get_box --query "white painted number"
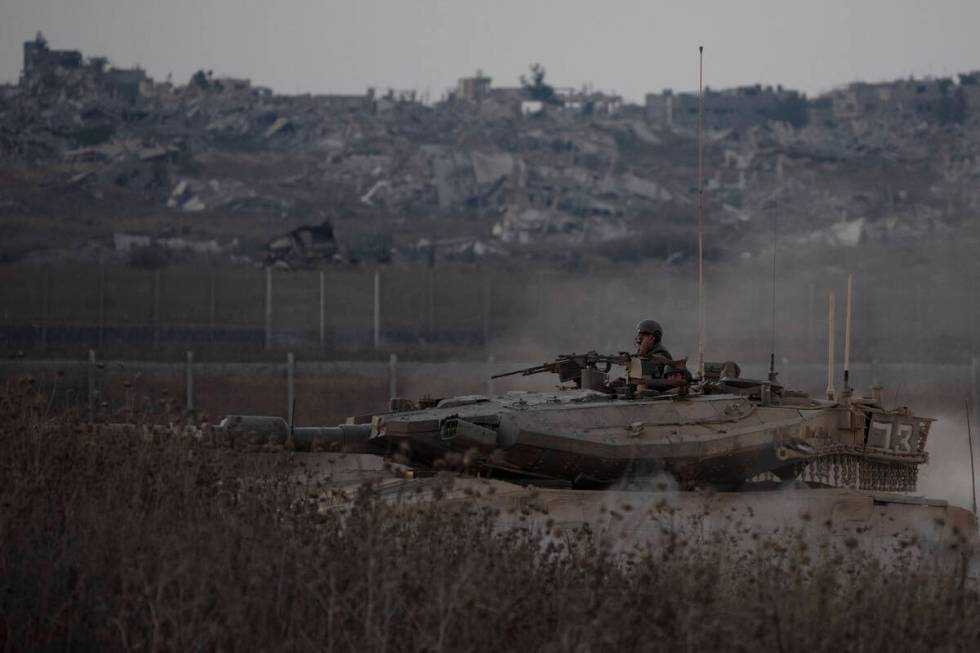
[893,423,913,453]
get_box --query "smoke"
[918,413,978,511]
[493,238,980,374]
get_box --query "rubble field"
[3,36,980,268]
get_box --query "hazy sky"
[2,0,979,102]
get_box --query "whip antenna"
[768,211,778,382]
[826,291,836,400]
[967,399,977,515]
[843,273,853,394]
[696,45,705,380]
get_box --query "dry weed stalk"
[1,378,978,652]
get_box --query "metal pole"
[482,277,491,352]
[696,45,706,380]
[287,352,295,427]
[208,270,216,344]
[87,349,96,421]
[427,268,435,341]
[844,273,853,392]
[807,281,814,356]
[915,282,923,340]
[98,258,105,349]
[265,267,272,351]
[827,291,835,400]
[185,351,194,413]
[966,396,977,516]
[388,353,398,400]
[373,269,381,350]
[40,267,48,351]
[487,354,495,396]
[152,269,160,350]
[319,270,326,353]
[768,210,777,383]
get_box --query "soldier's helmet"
[635,319,663,339]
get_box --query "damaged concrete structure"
[456,72,493,102]
[3,35,980,267]
[265,221,340,267]
[828,77,968,124]
[646,84,808,129]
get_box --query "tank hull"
[379,391,921,487]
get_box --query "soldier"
[634,319,672,360]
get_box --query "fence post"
[152,269,160,349]
[87,349,96,421]
[806,281,814,356]
[185,351,194,413]
[319,270,326,353]
[265,267,272,351]
[208,270,216,344]
[374,269,381,350]
[98,257,106,349]
[482,277,491,351]
[287,352,295,427]
[40,267,48,351]
[388,353,397,400]
[427,268,435,342]
[915,283,923,340]
[487,354,495,397]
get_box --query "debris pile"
[3,33,980,264]
[265,220,341,268]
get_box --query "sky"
[2,0,979,102]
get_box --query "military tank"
[221,351,930,494]
[220,350,976,561]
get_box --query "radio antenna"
[768,211,778,383]
[826,291,836,400]
[843,273,853,395]
[966,399,978,515]
[696,45,706,380]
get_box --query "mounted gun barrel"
[218,415,378,453]
[492,351,631,382]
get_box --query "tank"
[221,351,931,494]
[219,351,976,561]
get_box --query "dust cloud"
[494,238,980,371]
[919,413,979,511]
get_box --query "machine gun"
[492,351,633,385]
[493,351,692,394]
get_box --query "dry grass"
[2,377,980,652]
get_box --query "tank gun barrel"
[218,415,380,453]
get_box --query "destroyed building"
[265,220,340,268]
[20,32,148,104]
[828,77,969,124]
[2,35,980,267]
[21,33,82,80]
[456,72,493,102]
[645,84,808,129]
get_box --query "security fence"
[1,259,978,364]
[3,354,979,427]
